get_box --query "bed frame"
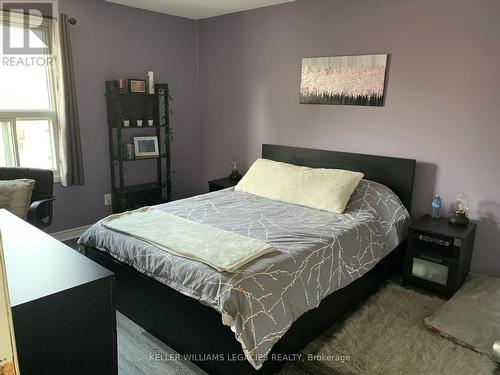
[85,144,416,374]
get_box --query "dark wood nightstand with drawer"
[402,214,476,298]
[208,177,239,192]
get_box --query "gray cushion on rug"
[425,272,500,362]
[0,179,35,219]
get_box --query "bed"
[80,144,416,374]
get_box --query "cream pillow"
[234,159,364,214]
[0,179,35,219]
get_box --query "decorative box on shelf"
[402,214,476,298]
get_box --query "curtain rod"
[1,10,77,24]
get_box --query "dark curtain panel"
[57,13,84,186]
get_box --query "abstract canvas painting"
[300,54,388,106]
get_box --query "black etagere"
[105,81,172,213]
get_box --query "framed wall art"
[300,54,389,106]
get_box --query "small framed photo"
[133,136,159,157]
[128,79,146,93]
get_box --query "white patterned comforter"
[79,179,410,369]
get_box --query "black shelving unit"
[105,81,172,213]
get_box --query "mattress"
[79,179,410,369]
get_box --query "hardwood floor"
[116,310,339,375]
[117,312,206,375]
[117,310,340,375]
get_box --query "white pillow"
[0,179,35,219]
[234,158,364,214]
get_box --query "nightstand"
[208,177,239,192]
[402,214,476,298]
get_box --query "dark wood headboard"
[262,144,416,211]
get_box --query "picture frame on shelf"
[134,136,159,157]
[128,79,146,93]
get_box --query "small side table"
[208,177,239,192]
[402,214,476,298]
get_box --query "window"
[0,14,60,176]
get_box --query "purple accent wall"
[50,0,202,231]
[197,0,500,275]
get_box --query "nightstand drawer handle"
[420,255,442,264]
[418,234,451,247]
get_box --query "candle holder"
[229,162,242,181]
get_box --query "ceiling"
[105,0,296,20]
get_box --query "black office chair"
[0,167,56,229]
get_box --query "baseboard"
[51,225,92,242]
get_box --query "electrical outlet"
[104,193,112,206]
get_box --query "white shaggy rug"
[306,283,496,375]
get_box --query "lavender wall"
[49,0,201,231]
[198,0,500,275]
[48,0,500,276]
